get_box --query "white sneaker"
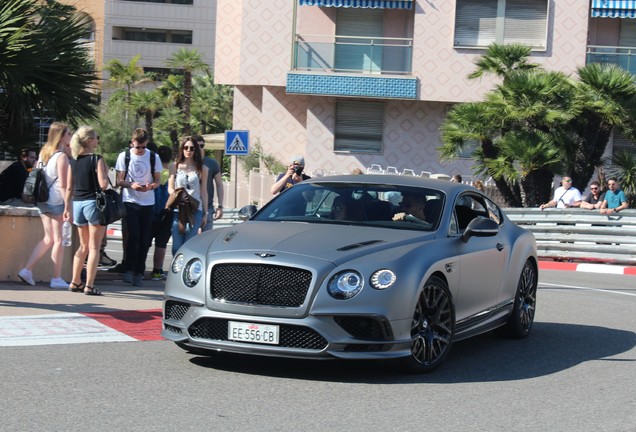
[18,268,35,286]
[50,277,69,289]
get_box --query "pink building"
[215,0,635,204]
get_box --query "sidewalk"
[0,269,164,317]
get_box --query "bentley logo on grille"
[256,253,275,258]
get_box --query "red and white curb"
[0,309,163,347]
[539,260,636,276]
[106,227,122,238]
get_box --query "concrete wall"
[0,205,75,283]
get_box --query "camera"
[293,166,303,175]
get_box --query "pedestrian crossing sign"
[225,130,249,155]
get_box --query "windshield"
[253,182,445,231]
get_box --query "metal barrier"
[505,208,636,265]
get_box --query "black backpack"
[22,165,49,204]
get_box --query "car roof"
[305,174,471,194]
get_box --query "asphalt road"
[0,269,634,431]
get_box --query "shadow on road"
[186,322,636,383]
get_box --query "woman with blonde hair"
[67,126,109,295]
[18,122,73,288]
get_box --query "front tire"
[496,259,537,338]
[399,275,455,374]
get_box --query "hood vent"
[337,240,385,251]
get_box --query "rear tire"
[399,275,455,374]
[496,259,537,338]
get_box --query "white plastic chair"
[419,171,431,178]
[384,166,399,175]
[401,169,416,176]
[312,169,324,177]
[367,164,384,174]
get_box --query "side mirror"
[461,217,499,243]
[238,204,258,221]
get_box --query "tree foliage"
[440,43,636,207]
[0,0,98,151]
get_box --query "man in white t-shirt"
[115,128,161,286]
[539,176,582,210]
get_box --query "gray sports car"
[162,175,537,373]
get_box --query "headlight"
[183,259,203,287]
[328,271,363,299]
[370,269,396,290]
[172,254,185,273]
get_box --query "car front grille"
[188,318,328,350]
[210,264,312,307]
[165,300,190,321]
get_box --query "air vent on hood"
[337,240,385,251]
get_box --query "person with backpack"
[148,145,173,280]
[17,123,72,288]
[115,128,161,286]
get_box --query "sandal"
[84,285,102,296]
[69,282,85,293]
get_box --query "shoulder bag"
[93,155,126,225]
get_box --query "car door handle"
[496,243,504,251]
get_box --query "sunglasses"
[134,145,145,149]
[590,187,598,190]
[183,146,196,151]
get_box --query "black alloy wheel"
[496,259,537,338]
[400,275,455,373]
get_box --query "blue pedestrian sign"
[225,130,249,155]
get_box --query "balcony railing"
[293,34,413,75]
[586,45,636,75]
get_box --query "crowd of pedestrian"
[1,127,225,293]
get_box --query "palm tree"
[468,43,540,82]
[154,105,185,156]
[104,54,153,121]
[565,63,636,192]
[166,48,210,136]
[130,89,163,143]
[191,74,233,134]
[0,0,97,150]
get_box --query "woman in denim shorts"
[67,126,110,296]
[18,122,72,289]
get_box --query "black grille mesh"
[188,318,328,350]
[164,324,183,334]
[211,264,312,307]
[165,300,190,320]
[334,316,390,340]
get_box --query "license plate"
[228,321,280,345]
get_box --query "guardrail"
[504,208,636,265]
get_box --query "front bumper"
[162,297,413,360]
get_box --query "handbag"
[92,155,126,225]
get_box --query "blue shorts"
[37,202,65,216]
[73,199,101,226]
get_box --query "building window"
[454,0,548,50]
[334,100,384,153]
[113,27,193,44]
